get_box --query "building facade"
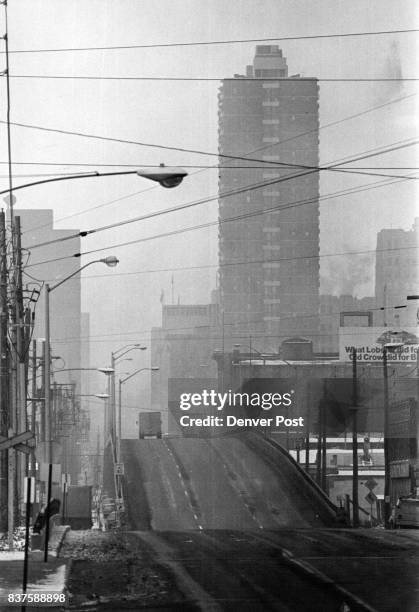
[151,302,220,434]
[218,46,320,353]
[375,218,419,328]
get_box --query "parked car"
[394,497,419,528]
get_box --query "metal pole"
[0,210,8,532]
[316,399,321,486]
[43,463,52,562]
[305,392,310,473]
[15,217,26,518]
[118,379,122,499]
[44,285,51,464]
[62,481,66,524]
[22,477,31,595]
[352,348,359,527]
[30,341,37,477]
[111,353,116,454]
[321,400,327,492]
[383,346,391,527]
[118,379,122,465]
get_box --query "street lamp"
[44,256,119,464]
[117,367,159,466]
[108,345,147,449]
[114,366,159,520]
[1,165,186,549]
[0,165,188,198]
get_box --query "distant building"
[375,218,419,327]
[151,302,220,434]
[16,209,82,387]
[218,46,320,353]
[318,294,377,354]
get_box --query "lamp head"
[97,367,115,375]
[95,393,110,399]
[136,164,187,189]
[151,366,160,371]
[101,255,119,268]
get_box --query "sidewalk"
[0,527,70,610]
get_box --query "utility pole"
[15,216,28,518]
[351,348,359,527]
[30,340,37,477]
[383,346,391,529]
[0,210,8,532]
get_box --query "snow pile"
[0,527,26,551]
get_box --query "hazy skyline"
[0,1,417,426]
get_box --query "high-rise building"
[218,46,320,352]
[375,218,419,328]
[17,209,82,386]
[151,302,219,434]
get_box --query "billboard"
[339,327,419,363]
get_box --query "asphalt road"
[122,434,336,530]
[121,435,419,611]
[130,529,419,612]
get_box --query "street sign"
[364,478,378,491]
[365,491,377,505]
[114,463,124,476]
[0,431,34,452]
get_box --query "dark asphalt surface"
[121,435,419,611]
[122,434,336,530]
[131,529,419,612]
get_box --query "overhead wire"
[17,91,417,235]
[5,75,419,82]
[49,303,414,345]
[23,138,419,255]
[25,173,419,268]
[1,119,417,172]
[1,27,418,54]
[25,243,418,282]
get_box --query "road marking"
[163,439,202,530]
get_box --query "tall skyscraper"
[375,218,419,328]
[17,209,82,385]
[218,46,320,352]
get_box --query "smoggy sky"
[0,1,417,424]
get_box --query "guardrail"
[243,430,339,517]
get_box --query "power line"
[2,120,417,173]
[25,170,418,268]
[2,28,418,54]
[5,75,419,82]
[24,138,419,254]
[2,162,417,170]
[8,92,416,176]
[14,91,416,236]
[48,303,413,344]
[24,244,416,283]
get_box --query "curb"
[48,525,70,557]
[280,546,379,612]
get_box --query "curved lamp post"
[117,367,159,463]
[115,367,159,516]
[108,344,147,446]
[45,256,119,464]
[0,165,188,198]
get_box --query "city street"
[118,435,419,611]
